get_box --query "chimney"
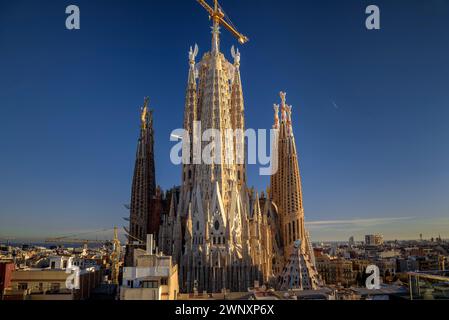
[147,234,153,255]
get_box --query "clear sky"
[0,0,448,242]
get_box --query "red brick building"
[0,262,15,300]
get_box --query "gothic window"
[214,220,220,231]
[288,223,292,244]
[292,222,296,241]
[196,221,200,231]
[295,219,299,235]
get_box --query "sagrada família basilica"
[125,0,321,294]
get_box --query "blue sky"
[0,0,448,242]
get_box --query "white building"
[120,235,179,300]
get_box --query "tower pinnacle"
[140,97,150,129]
[211,21,221,53]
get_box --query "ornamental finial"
[188,44,198,68]
[286,105,292,123]
[286,105,293,135]
[141,97,150,129]
[280,91,287,107]
[231,45,241,67]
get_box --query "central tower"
[176,0,261,293]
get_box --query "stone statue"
[231,45,241,66]
[189,44,199,67]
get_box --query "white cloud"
[306,216,413,228]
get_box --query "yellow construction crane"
[45,228,113,245]
[196,0,249,44]
[110,226,121,285]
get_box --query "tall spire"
[211,0,220,53]
[125,97,157,266]
[270,92,308,258]
[181,45,198,200]
[230,45,246,186]
[211,21,221,53]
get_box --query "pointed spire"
[185,203,193,249]
[286,105,293,136]
[280,92,287,123]
[140,97,150,129]
[211,21,221,54]
[169,192,177,218]
[211,0,221,54]
[277,240,320,290]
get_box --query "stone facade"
[130,17,319,294]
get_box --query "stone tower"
[270,92,314,262]
[155,3,321,293]
[125,98,157,266]
[173,14,269,294]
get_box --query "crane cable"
[218,3,239,33]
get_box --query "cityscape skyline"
[1,0,449,241]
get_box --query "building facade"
[365,234,384,246]
[121,235,179,300]
[128,6,319,294]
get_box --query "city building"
[315,255,355,287]
[3,262,103,300]
[349,236,355,246]
[0,261,14,300]
[365,234,384,246]
[120,235,179,300]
